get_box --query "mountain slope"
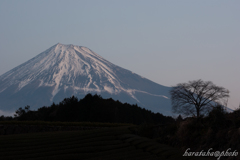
[0,43,172,115]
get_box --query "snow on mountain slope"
[0,43,172,115]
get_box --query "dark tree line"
[11,94,174,125]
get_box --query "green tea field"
[0,126,205,160]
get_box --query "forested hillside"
[12,94,174,125]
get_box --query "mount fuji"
[0,43,172,115]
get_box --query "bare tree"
[170,79,229,118]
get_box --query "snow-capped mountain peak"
[0,43,172,115]
[1,44,122,96]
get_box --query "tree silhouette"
[170,79,229,118]
[14,105,30,117]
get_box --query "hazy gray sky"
[0,0,239,109]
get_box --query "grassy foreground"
[0,126,205,160]
[0,120,131,127]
